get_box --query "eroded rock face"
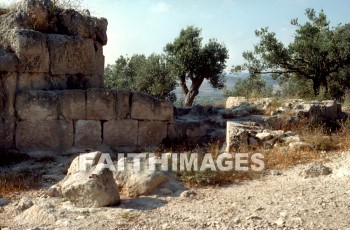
[61,168,120,208]
[49,152,120,208]
[0,0,109,150]
[114,158,168,197]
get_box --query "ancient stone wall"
[0,0,173,152]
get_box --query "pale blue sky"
[82,0,350,70]
[2,0,350,70]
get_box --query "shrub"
[223,75,273,99]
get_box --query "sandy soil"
[0,151,350,230]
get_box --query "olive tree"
[165,26,229,106]
[234,9,350,99]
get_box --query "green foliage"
[104,54,177,101]
[165,26,229,106]
[235,8,350,100]
[223,75,273,99]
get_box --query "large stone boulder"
[226,121,250,152]
[225,97,247,109]
[114,157,168,197]
[61,167,120,208]
[48,152,120,208]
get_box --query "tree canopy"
[165,26,229,106]
[104,54,177,101]
[234,9,350,100]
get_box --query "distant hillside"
[174,73,279,105]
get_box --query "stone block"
[86,89,116,120]
[103,120,138,147]
[131,92,173,121]
[0,48,17,72]
[74,120,102,148]
[59,90,86,120]
[0,116,16,149]
[57,10,108,46]
[66,75,103,89]
[116,89,131,119]
[94,41,105,76]
[0,90,3,115]
[226,97,248,109]
[16,120,73,151]
[47,34,96,75]
[10,29,49,73]
[58,9,93,39]
[226,121,249,152]
[17,73,67,91]
[138,121,168,147]
[16,90,59,121]
[1,72,17,116]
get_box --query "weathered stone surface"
[74,120,102,148]
[94,41,105,76]
[282,135,300,144]
[289,141,314,151]
[47,184,62,197]
[58,9,93,39]
[67,151,103,176]
[303,163,332,178]
[138,121,168,147]
[255,131,273,141]
[292,100,343,122]
[131,92,173,121]
[17,73,68,90]
[0,116,16,149]
[16,197,34,213]
[0,90,3,115]
[1,72,17,116]
[47,34,96,75]
[114,158,168,197]
[226,121,249,152]
[226,97,248,109]
[57,9,108,45]
[103,120,138,147]
[59,90,86,120]
[94,18,108,45]
[14,202,57,226]
[11,29,50,72]
[116,89,131,119]
[0,48,18,72]
[66,74,103,89]
[168,119,211,145]
[16,120,73,151]
[16,90,59,121]
[86,89,116,120]
[62,168,120,208]
[19,0,50,31]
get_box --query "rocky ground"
[0,150,349,230]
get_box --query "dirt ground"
[0,151,350,230]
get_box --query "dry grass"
[0,169,41,198]
[173,115,350,187]
[0,150,42,197]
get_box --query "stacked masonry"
[0,0,173,152]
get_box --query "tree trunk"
[312,79,321,96]
[183,78,204,107]
[179,74,189,95]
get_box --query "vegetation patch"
[0,169,41,197]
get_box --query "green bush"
[104,54,177,102]
[223,75,273,99]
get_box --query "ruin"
[0,0,173,153]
